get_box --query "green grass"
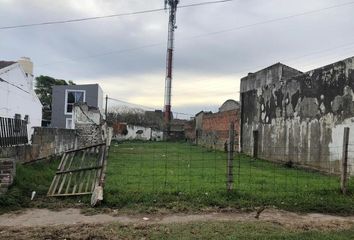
[0,159,58,212]
[1,221,354,239]
[102,222,354,240]
[0,158,87,213]
[104,141,354,214]
[1,141,354,215]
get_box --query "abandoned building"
[51,84,104,129]
[192,100,240,151]
[240,56,354,174]
[112,122,163,141]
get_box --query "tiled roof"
[0,61,16,70]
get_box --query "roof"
[53,83,100,89]
[0,61,16,70]
[195,111,212,117]
[242,63,302,80]
[219,99,240,112]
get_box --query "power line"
[77,104,98,125]
[188,0,354,39]
[229,41,354,77]
[108,97,193,116]
[36,0,354,69]
[108,97,156,111]
[0,0,233,30]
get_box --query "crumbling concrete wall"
[241,57,354,175]
[113,123,163,141]
[73,103,105,147]
[73,103,113,147]
[76,124,104,147]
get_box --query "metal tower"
[163,0,179,137]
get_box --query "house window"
[65,90,85,114]
[24,115,29,123]
[66,118,73,129]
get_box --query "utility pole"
[105,95,108,119]
[163,0,179,139]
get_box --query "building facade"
[112,123,163,141]
[193,100,240,151]
[51,84,103,129]
[0,57,42,140]
[240,57,354,174]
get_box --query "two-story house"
[51,84,104,129]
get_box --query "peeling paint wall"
[241,57,354,175]
[113,123,163,141]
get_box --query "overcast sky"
[1,0,354,117]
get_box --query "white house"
[0,57,42,140]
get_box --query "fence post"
[227,122,235,192]
[341,127,350,195]
[253,130,259,158]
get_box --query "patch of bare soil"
[0,208,353,239]
[0,208,353,231]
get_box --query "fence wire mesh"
[106,141,354,198]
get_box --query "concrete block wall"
[0,127,77,163]
[31,127,77,159]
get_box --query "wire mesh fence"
[105,140,354,198]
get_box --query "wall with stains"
[199,110,240,151]
[240,57,354,175]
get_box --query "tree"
[35,75,75,124]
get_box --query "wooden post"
[341,127,350,194]
[227,122,235,192]
[253,130,259,158]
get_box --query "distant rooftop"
[0,61,16,70]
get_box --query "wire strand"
[36,1,354,69]
[0,0,233,30]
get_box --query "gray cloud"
[1,0,354,114]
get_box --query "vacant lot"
[104,141,354,214]
[1,141,353,214]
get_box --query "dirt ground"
[0,208,353,230]
[0,208,354,239]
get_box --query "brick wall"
[0,158,15,194]
[198,110,240,151]
[184,120,196,142]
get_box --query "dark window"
[24,115,29,123]
[66,91,85,113]
[14,114,21,132]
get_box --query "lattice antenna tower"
[163,0,179,137]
